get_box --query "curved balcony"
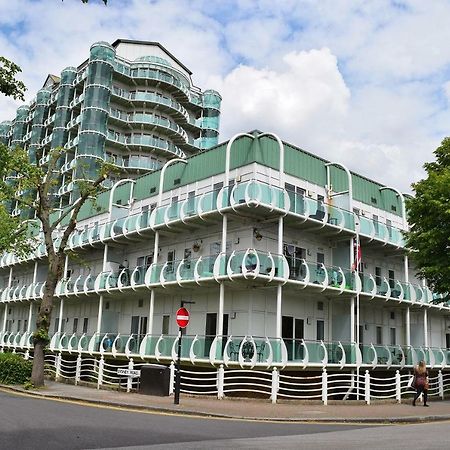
[69,93,84,109]
[110,88,191,124]
[17,332,449,370]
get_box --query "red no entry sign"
[176,307,190,328]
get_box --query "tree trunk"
[31,254,64,387]
[30,340,46,387]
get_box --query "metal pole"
[174,327,182,405]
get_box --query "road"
[0,390,448,450]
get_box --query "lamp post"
[148,158,187,336]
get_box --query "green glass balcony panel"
[149,264,163,284]
[178,260,195,282]
[200,116,220,130]
[360,274,376,295]
[100,222,113,241]
[82,108,108,132]
[373,221,388,241]
[156,335,177,358]
[202,91,222,109]
[182,194,199,218]
[96,272,109,290]
[59,334,70,351]
[77,133,105,158]
[200,191,217,214]
[88,61,113,86]
[306,262,327,285]
[161,260,180,283]
[285,256,307,282]
[281,338,305,362]
[196,255,216,278]
[153,205,168,227]
[84,86,110,109]
[359,216,373,236]
[388,227,404,246]
[112,217,126,236]
[125,214,140,234]
[167,202,182,222]
[90,43,115,63]
[287,190,306,215]
[324,265,344,288]
[228,251,245,275]
[360,344,375,364]
[138,211,151,230]
[399,282,411,301]
[139,335,159,357]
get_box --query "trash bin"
[139,364,170,396]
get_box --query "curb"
[2,385,450,424]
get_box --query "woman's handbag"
[424,379,429,390]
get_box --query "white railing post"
[322,368,328,405]
[438,370,444,399]
[75,354,82,385]
[55,353,62,381]
[24,350,29,360]
[217,364,225,399]
[127,358,134,393]
[271,367,279,404]
[395,370,401,403]
[97,356,104,389]
[169,361,175,395]
[365,370,370,405]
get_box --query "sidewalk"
[2,381,450,424]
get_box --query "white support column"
[404,255,409,284]
[395,370,401,403]
[276,216,283,339]
[148,231,159,336]
[271,367,279,404]
[406,307,411,347]
[2,305,7,333]
[350,297,355,343]
[217,364,225,400]
[57,299,64,333]
[322,369,328,405]
[423,308,428,348]
[365,370,371,405]
[27,303,33,333]
[96,295,103,334]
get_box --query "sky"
[1,0,450,192]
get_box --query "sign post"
[174,302,193,405]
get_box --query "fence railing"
[15,351,450,405]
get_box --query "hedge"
[0,352,32,384]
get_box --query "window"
[17,320,21,333]
[376,326,382,345]
[23,319,28,333]
[388,270,395,289]
[316,320,325,341]
[317,252,325,269]
[167,250,175,272]
[317,301,324,311]
[184,248,192,269]
[138,299,144,308]
[390,328,396,346]
[73,318,78,334]
[373,214,379,234]
[386,219,392,238]
[162,315,170,335]
[54,318,59,333]
[186,191,195,215]
[371,197,377,204]
[82,318,89,334]
[446,334,450,349]
[375,267,382,286]
[390,311,395,320]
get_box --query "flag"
[352,237,362,272]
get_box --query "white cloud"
[1,0,449,192]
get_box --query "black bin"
[139,364,170,396]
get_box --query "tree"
[0,144,112,386]
[0,57,26,101]
[405,138,450,301]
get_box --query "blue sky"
[1,0,450,190]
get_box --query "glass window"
[390,328,396,346]
[375,267,382,286]
[162,315,170,335]
[316,320,325,341]
[82,318,89,334]
[388,270,395,289]
[73,318,78,334]
[376,326,382,345]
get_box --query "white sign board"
[117,368,141,378]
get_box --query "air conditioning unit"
[307,190,314,198]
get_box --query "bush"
[0,352,32,384]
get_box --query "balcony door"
[282,316,304,360]
[204,313,228,357]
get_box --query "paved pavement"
[1,381,450,424]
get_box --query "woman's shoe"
[412,401,416,406]
[424,404,429,407]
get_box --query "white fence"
[14,351,450,404]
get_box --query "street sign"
[176,307,190,328]
[117,368,141,377]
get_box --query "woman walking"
[412,360,429,407]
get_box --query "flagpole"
[356,231,360,399]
